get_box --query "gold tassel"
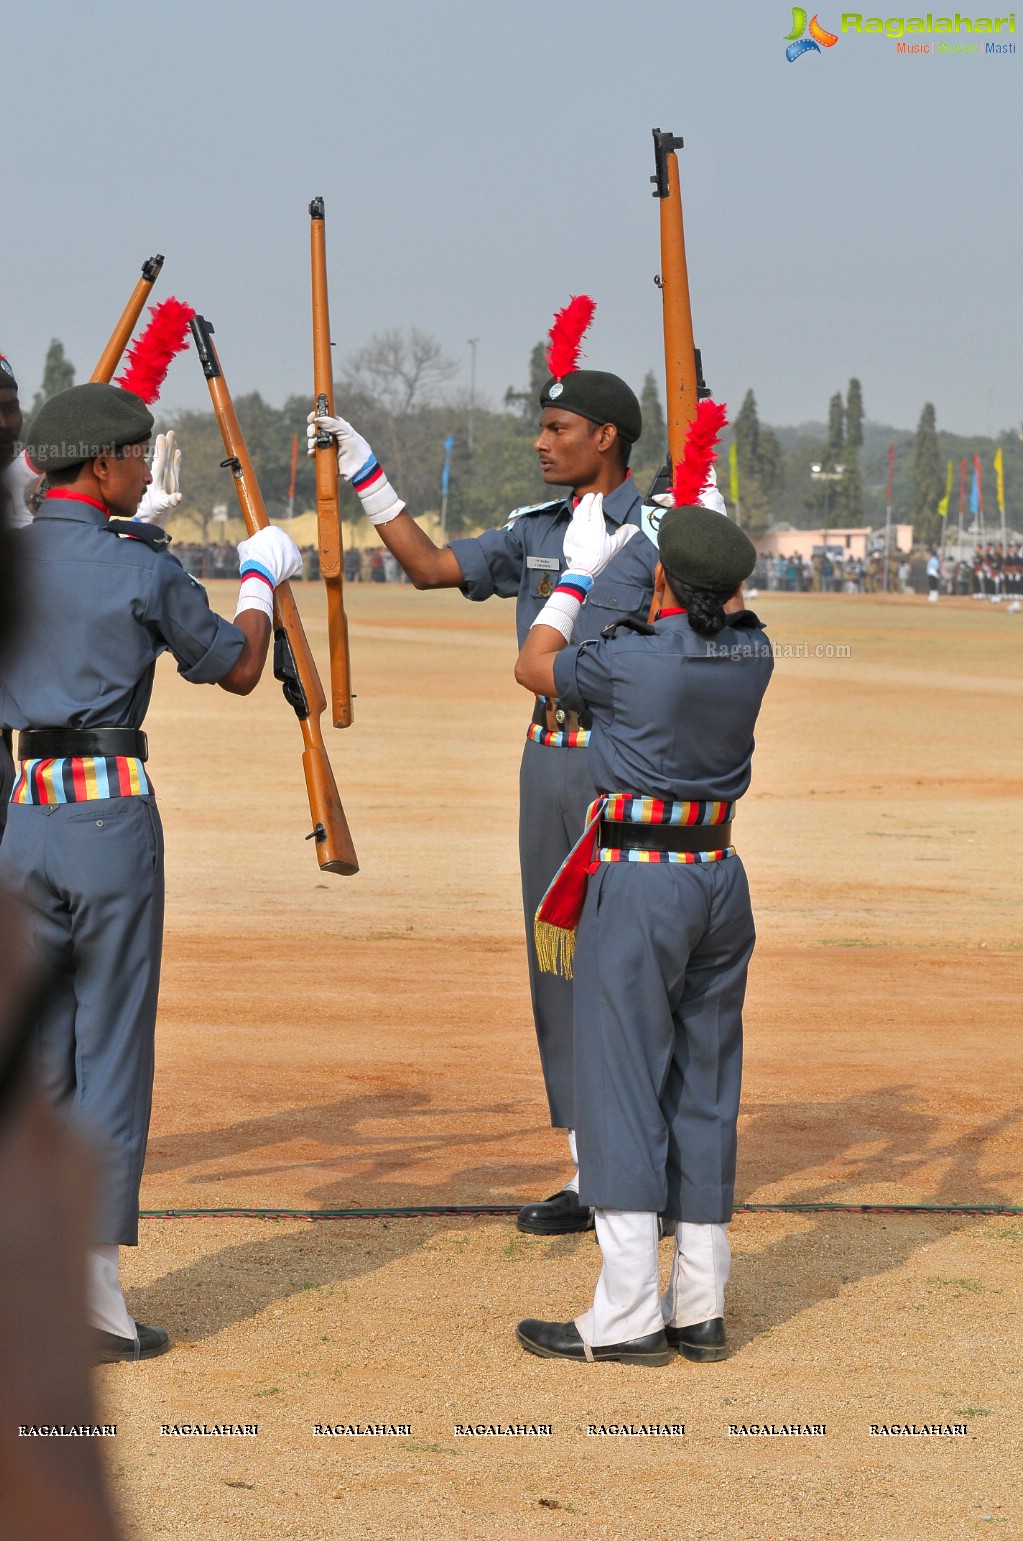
[534,920,576,980]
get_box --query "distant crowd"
[172,540,1021,601]
[757,551,913,594]
[756,544,1021,598]
[173,543,410,584]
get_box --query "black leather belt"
[599,820,732,853]
[533,699,593,733]
[18,728,149,762]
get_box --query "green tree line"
[22,337,1022,545]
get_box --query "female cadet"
[512,497,773,1365]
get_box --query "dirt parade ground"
[90,581,1021,1541]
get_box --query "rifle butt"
[302,740,359,875]
[325,592,354,729]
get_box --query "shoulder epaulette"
[105,519,172,552]
[503,499,564,528]
[600,616,656,640]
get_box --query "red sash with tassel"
[533,796,607,980]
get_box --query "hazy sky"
[5,1,1020,436]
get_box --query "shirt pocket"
[585,580,650,622]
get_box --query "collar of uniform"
[602,476,642,527]
[37,490,109,522]
[727,608,766,630]
[562,477,640,527]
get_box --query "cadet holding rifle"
[1,262,190,840]
[0,382,302,1360]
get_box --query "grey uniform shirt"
[448,478,658,650]
[552,610,774,802]
[0,494,244,732]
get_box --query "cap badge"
[548,382,563,399]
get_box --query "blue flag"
[441,434,455,498]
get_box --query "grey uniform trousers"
[572,855,755,1223]
[518,736,596,1130]
[0,795,165,1245]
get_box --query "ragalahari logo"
[785,8,839,58]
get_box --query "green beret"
[539,369,642,444]
[657,505,757,590]
[24,382,154,472]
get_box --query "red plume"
[545,295,596,379]
[670,400,729,506]
[115,297,196,404]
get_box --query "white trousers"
[87,1245,136,1338]
[575,1211,730,1347]
[662,1221,731,1330]
[564,1129,580,1194]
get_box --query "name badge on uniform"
[528,554,560,598]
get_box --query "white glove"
[652,464,727,517]
[235,525,304,620]
[530,494,638,643]
[561,492,638,578]
[307,410,404,526]
[1,451,43,529]
[135,431,182,527]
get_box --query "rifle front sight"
[650,128,685,198]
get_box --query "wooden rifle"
[309,197,354,728]
[91,255,164,382]
[650,130,711,488]
[189,315,359,876]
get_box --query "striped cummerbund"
[11,757,153,805]
[593,793,736,866]
[526,723,591,750]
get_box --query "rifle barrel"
[310,198,354,729]
[91,255,165,383]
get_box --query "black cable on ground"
[138,1202,1023,1220]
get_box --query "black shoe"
[516,1189,595,1235]
[515,1318,671,1366]
[666,1317,727,1362]
[91,1323,171,1365]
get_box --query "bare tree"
[339,330,460,510]
[343,329,459,418]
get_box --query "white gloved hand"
[530,494,637,643]
[135,431,182,527]
[652,463,727,517]
[1,450,43,529]
[235,525,305,620]
[561,492,637,578]
[307,410,404,525]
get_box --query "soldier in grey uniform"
[310,368,721,1234]
[0,382,302,1361]
[0,351,184,844]
[513,499,772,1365]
